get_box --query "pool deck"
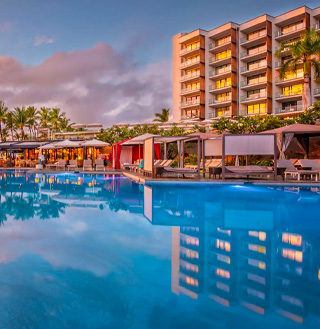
[0,167,124,175]
[123,171,320,187]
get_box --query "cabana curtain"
[277,133,294,159]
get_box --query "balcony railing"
[240,30,267,44]
[275,22,306,38]
[180,58,201,69]
[275,75,303,83]
[209,96,231,104]
[209,67,231,77]
[181,87,200,95]
[180,45,200,56]
[209,84,231,91]
[240,77,267,87]
[241,61,267,73]
[276,90,303,98]
[275,105,303,114]
[240,46,267,59]
[246,109,267,116]
[181,114,200,120]
[180,72,201,82]
[180,99,201,107]
[209,111,231,118]
[240,92,267,102]
[208,38,231,50]
[209,54,231,64]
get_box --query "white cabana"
[53,139,82,148]
[122,133,159,145]
[82,139,109,147]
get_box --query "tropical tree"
[26,106,38,138]
[6,111,15,140]
[49,108,66,132]
[38,107,51,128]
[275,29,320,111]
[0,101,8,142]
[13,107,28,140]
[59,117,74,132]
[153,108,170,122]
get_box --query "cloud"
[34,35,55,46]
[0,21,12,33]
[0,42,171,126]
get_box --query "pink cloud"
[0,43,172,125]
[34,35,55,46]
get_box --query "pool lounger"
[225,165,274,177]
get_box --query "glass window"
[282,84,303,96]
[282,233,302,246]
[248,58,267,71]
[282,20,304,34]
[216,239,231,252]
[216,92,230,102]
[216,77,231,89]
[216,35,231,46]
[247,28,266,41]
[282,248,303,262]
[215,268,230,279]
[216,49,231,60]
[247,43,267,56]
[248,74,267,85]
[247,103,266,114]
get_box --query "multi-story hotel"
[173,6,320,121]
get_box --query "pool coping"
[0,167,123,175]
[123,171,320,187]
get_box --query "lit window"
[248,258,266,270]
[282,233,302,247]
[216,239,231,252]
[248,244,266,254]
[216,268,230,279]
[282,249,303,262]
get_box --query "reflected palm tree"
[36,199,66,220]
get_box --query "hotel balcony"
[274,22,306,41]
[245,108,268,116]
[180,45,201,57]
[314,88,320,97]
[240,29,267,48]
[314,22,320,31]
[209,110,231,119]
[180,99,201,109]
[275,76,304,87]
[275,91,302,101]
[274,45,291,56]
[208,39,231,52]
[180,87,201,96]
[240,77,267,90]
[209,84,231,94]
[240,92,267,104]
[240,46,267,62]
[240,62,267,76]
[275,105,303,115]
[209,54,231,67]
[208,96,231,107]
[180,58,201,70]
[180,71,201,83]
[181,113,200,120]
[209,67,231,79]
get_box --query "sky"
[0,0,318,126]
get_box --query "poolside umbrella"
[82,139,110,147]
[42,142,58,149]
[53,139,81,148]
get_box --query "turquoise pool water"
[0,171,319,329]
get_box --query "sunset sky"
[0,0,318,125]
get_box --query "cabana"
[261,124,320,159]
[222,134,277,180]
[202,136,223,177]
[143,135,201,179]
[112,134,160,169]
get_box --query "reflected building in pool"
[143,183,320,325]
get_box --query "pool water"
[0,171,319,329]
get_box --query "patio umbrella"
[42,142,58,149]
[54,139,82,148]
[82,139,109,147]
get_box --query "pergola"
[261,124,320,159]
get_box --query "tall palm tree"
[13,107,28,140]
[0,101,8,142]
[153,108,170,122]
[6,112,15,140]
[38,107,51,128]
[26,106,38,138]
[49,108,66,132]
[275,29,320,111]
[59,117,74,132]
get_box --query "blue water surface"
[0,171,319,329]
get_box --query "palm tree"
[59,117,74,132]
[38,107,51,128]
[6,111,15,140]
[13,107,28,140]
[275,29,320,111]
[26,106,38,138]
[153,108,169,122]
[49,108,66,132]
[0,101,8,142]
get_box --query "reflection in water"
[0,171,320,328]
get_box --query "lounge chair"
[95,159,106,171]
[282,159,319,181]
[67,160,79,171]
[163,166,199,178]
[83,159,93,171]
[57,160,67,171]
[225,165,274,178]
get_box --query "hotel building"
[173,6,320,121]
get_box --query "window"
[185,41,200,51]
[185,276,199,287]
[248,74,267,85]
[217,254,231,264]
[185,95,200,105]
[248,244,266,254]
[215,268,230,279]
[216,35,231,46]
[247,43,267,56]
[248,58,267,71]
[216,92,230,102]
[216,49,231,60]
[249,231,267,241]
[216,64,231,75]
[282,233,302,246]
[216,106,231,117]
[186,82,200,91]
[283,68,303,81]
[247,103,266,115]
[247,28,266,41]
[248,258,266,270]
[216,77,231,89]
[216,239,231,252]
[282,20,304,35]
[282,84,303,96]
[247,88,266,99]
[282,248,303,262]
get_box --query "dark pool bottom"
[0,171,319,329]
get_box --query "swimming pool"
[0,171,319,328]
